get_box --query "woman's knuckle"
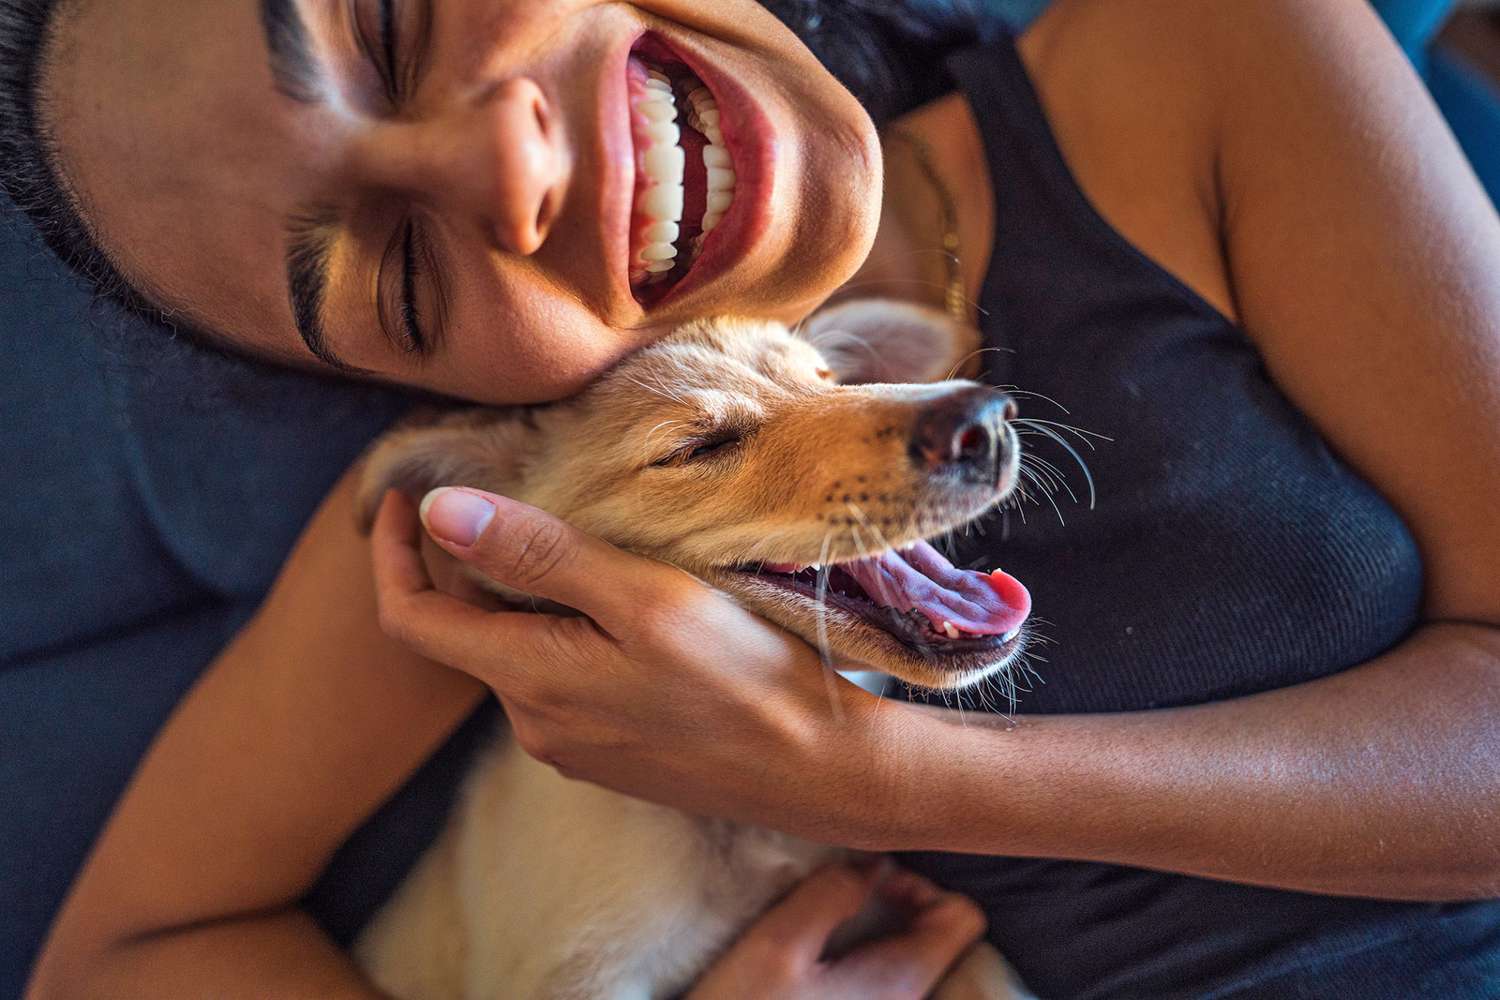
[760,944,803,986]
[375,602,411,644]
[512,723,550,761]
[505,672,551,713]
[496,518,574,588]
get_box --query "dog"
[351,299,1036,999]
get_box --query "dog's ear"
[353,410,533,534]
[800,298,981,385]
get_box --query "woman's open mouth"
[729,540,1032,661]
[625,35,740,307]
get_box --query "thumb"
[419,486,668,630]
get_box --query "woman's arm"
[889,621,1500,899]
[882,0,1500,899]
[27,468,488,998]
[27,469,983,998]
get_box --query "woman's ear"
[354,410,532,534]
[799,298,982,385]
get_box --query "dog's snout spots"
[909,388,1016,485]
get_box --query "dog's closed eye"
[652,431,744,468]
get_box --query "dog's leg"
[930,943,1036,1000]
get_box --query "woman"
[5,0,1499,996]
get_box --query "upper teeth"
[631,65,736,285]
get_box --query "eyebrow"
[261,1,368,373]
[284,209,361,372]
[259,0,324,105]
[263,0,437,371]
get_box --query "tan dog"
[353,300,1035,999]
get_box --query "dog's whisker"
[1019,466,1069,527]
[989,385,1075,416]
[1013,419,1100,509]
[812,531,845,724]
[1020,454,1078,508]
[1012,416,1112,446]
[944,345,1013,381]
[1017,456,1061,496]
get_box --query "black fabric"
[897,36,1500,998]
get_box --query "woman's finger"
[746,863,887,965]
[835,877,987,995]
[370,488,598,684]
[419,486,688,635]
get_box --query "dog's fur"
[351,301,1033,999]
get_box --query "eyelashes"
[651,431,747,468]
[351,0,435,110]
[375,217,431,356]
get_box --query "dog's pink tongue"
[843,541,1031,636]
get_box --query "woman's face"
[47,0,881,404]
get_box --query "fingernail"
[420,488,495,547]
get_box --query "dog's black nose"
[909,387,1017,483]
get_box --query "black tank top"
[899,36,1500,998]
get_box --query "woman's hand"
[689,862,987,1000]
[370,487,899,847]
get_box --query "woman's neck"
[835,94,995,328]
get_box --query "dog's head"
[357,299,1030,690]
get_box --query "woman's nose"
[364,77,570,256]
[467,78,567,255]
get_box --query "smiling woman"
[33,0,882,403]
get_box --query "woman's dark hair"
[0,0,1002,330]
[763,0,1001,125]
[0,0,164,323]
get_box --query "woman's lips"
[599,34,639,315]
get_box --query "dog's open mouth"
[730,540,1031,659]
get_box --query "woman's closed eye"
[351,0,435,110]
[351,0,446,359]
[374,213,446,358]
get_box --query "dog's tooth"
[1001,628,1020,643]
[942,621,961,640]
